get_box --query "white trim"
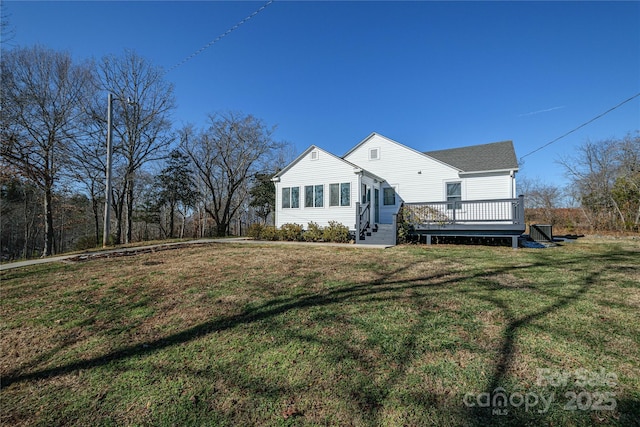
[459,168,519,176]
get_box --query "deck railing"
[403,195,524,226]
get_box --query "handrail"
[358,201,370,237]
[403,196,525,225]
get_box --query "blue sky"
[4,1,639,187]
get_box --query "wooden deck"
[402,195,525,248]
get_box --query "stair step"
[358,224,396,245]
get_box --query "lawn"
[1,238,639,426]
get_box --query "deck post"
[426,234,432,245]
[512,235,519,249]
[514,195,525,224]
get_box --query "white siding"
[275,148,360,229]
[344,134,460,203]
[463,172,515,200]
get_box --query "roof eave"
[458,167,519,176]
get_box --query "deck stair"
[358,223,396,246]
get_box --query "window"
[310,150,319,160]
[282,187,299,209]
[369,147,379,160]
[330,183,351,207]
[340,182,350,206]
[305,185,323,207]
[383,187,396,206]
[446,182,462,210]
[329,184,339,206]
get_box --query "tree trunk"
[126,183,133,244]
[43,186,54,257]
[23,189,30,259]
[92,195,100,246]
[114,186,124,244]
[168,201,175,238]
[216,222,226,237]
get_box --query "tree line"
[522,132,639,233]
[1,46,286,259]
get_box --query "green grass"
[1,238,639,426]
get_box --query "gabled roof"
[272,145,384,182]
[424,140,519,173]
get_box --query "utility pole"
[102,93,137,247]
[103,93,114,248]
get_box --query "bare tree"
[1,0,15,48]
[519,177,565,224]
[1,46,95,256]
[612,132,640,229]
[180,112,283,236]
[65,93,109,246]
[559,133,640,231]
[0,170,41,259]
[98,50,175,243]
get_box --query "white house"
[272,133,523,246]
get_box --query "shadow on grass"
[2,244,638,425]
[468,247,639,426]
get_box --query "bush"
[74,235,100,251]
[74,234,116,250]
[396,206,415,244]
[304,222,324,242]
[323,221,350,243]
[261,226,281,241]
[280,223,304,241]
[247,223,264,239]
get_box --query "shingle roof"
[424,140,519,173]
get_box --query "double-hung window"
[383,187,396,206]
[305,185,324,208]
[282,187,299,209]
[329,183,351,207]
[446,182,462,210]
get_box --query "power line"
[166,0,274,74]
[521,92,640,159]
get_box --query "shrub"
[74,235,99,251]
[396,206,415,244]
[323,221,350,243]
[247,223,264,239]
[74,234,116,250]
[280,223,304,241]
[261,226,281,241]
[304,222,324,242]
